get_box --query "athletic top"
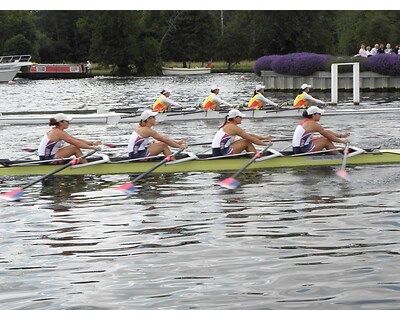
[212,124,235,149]
[248,92,278,109]
[38,131,63,158]
[293,92,324,108]
[292,119,314,148]
[128,129,151,155]
[202,93,232,111]
[152,94,181,112]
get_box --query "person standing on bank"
[152,89,182,112]
[211,109,272,157]
[247,84,279,110]
[292,106,350,155]
[202,85,233,111]
[86,60,92,74]
[128,110,187,159]
[38,113,101,163]
[293,84,327,109]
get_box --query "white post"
[330,62,360,105]
[331,64,338,104]
[353,63,360,105]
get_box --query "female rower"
[211,109,272,156]
[38,113,101,163]
[292,106,350,155]
[293,84,327,108]
[247,84,278,109]
[202,85,233,111]
[152,89,182,112]
[128,109,187,159]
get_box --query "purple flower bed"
[270,53,332,76]
[253,55,281,76]
[365,54,400,76]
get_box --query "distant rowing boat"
[162,67,211,76]
[1,147,399,177]
[1,106,398,126]
[118,106,400,123]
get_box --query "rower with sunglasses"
[127,110,186,160]
[211,109,272,157]
[292,106,350,155]
[38,113,101,163]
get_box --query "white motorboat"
[162,66,211,76]
[0,55,32,82]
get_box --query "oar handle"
[231,144,272,179]
[130,149,184,184]
[22,149,98,189]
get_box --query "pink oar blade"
[218,177,240,190]
[0,187,26,202]
[114,182,137,194]
[336,169,351,181]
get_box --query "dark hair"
[49,118,60,126]
[302,110,312,118]
[253,90,258,97]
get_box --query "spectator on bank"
[385,43,392,54]
[366,46,372,57]
[358,43,368,58]
[378,43,385,54]
[86,61,92,74]
[391,44,399,54]
[370,44,379,55]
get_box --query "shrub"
[253,55,281,76]
[365,54,400,76]
[270,53,332,76]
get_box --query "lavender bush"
[253,55,281,76]
[365,54,400,76]
[270,53,333,76]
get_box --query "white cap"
[301,83,311,90]
[53,113,73,122]
[256,84,265,91]
[228,109,246,119]
[306,106,325,115]
[140,109,158,121]
[211,85,220,91]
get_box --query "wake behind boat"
[1,146,399,177]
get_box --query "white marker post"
[331,62,360,105]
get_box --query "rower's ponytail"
[49,118,59,126]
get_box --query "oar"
[0,149,98,201]
[218,144,272,190]
[114,149,184,194]
[336,143,351,181]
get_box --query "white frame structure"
[331,62,360,105]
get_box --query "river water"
[0,74,399,310]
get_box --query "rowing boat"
[1,147,399,177]
[0,111,122,125]
[161,67,211,76]
[118,106,400,123]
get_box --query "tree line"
[1,10,400,76]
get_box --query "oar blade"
[336,169,351,181]
[0,187,25,202]
[114,182,137,194]
[218,177,240,190]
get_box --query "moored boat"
[0,55,32,82]
[1,147,399,177]
[17,63,92,80]
[162,66,211,76]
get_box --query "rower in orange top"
[292,106,350,155]
[247,84,279,109]
[211,109,272,156]
[293,84,327,109]
[202,85,233,111]
[152,89,182,112]
[38,113,101,163]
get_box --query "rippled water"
[0,74,400,310]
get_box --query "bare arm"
[147,128,185,149]
[232,126,270,146]
[55,130,99,149]
[312,123,350,143]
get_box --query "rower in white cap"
[293,83,327,108]
[202,85,233,111]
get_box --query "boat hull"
[162,67,211,75]
[119,106,400,123]
[1,149,399,177]
[0,55,32,82]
